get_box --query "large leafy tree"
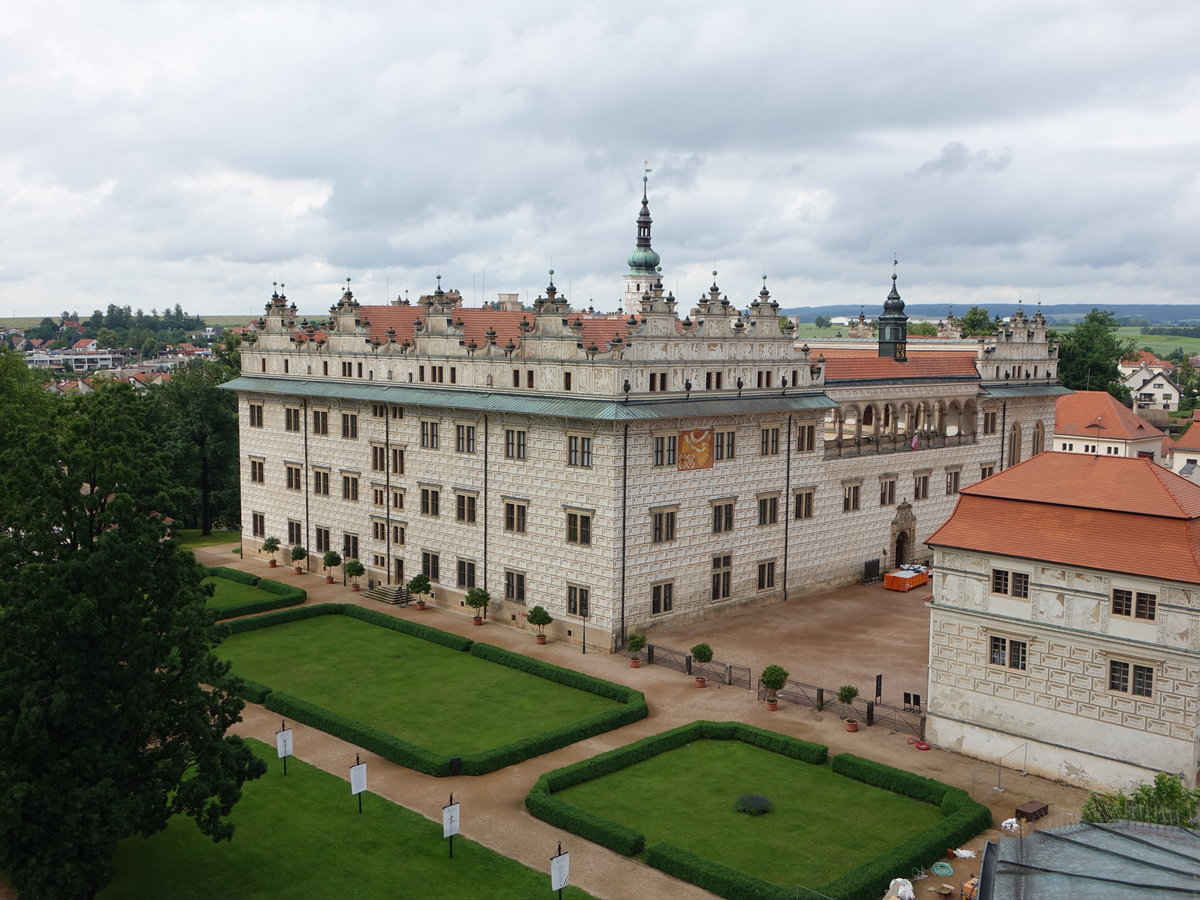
[0,352,264,898]
[957,305,998,337]
[1058,308,1135,401]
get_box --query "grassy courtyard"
[174,528,241,550]
[220,615,622,756]
[555,739,945,888]
[204,575,277,615]
[102,739,592,900]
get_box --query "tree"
[0,358,264,898]
[958,306,997,336]
[908,322,938,336]
[526,605,553,636]
[1082,772,1200,826]
[1058,308,1135,401]
[814,315,832,329]
[466,587,491,621]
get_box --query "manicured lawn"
[204,576,270,612]
[102,740,592,900]
[221,616,621,756]
[555,739,944,887]
[175,528,241,550]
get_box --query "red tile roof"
[818,348,978,382]
[1054,391,1162,440]
[1123,349,1174,370]
[928,452,1200,583]
[1172,423,1200,452]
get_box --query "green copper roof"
[626,246,661,273]
[981,384,1072,398]
[220,376,837,421]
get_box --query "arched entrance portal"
[895,531,909,566]
[890,500,917,568]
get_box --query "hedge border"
[205,567,305,620]
[525,721,827,871]
[220,604,641,776]
[526,725,990,900]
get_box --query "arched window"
[1032,420,1045,455]
[1008,422,1023,467]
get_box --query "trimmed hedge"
[206,567,305,619]
[816,753,993,900]
[525,784,645,856]
[222,604,641,776]
[645,843,790,900]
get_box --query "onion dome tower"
[877,261,909,360]
[624,172,662,308]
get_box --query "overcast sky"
[3,1,1199,319]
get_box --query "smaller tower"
[624,172,662,309]
[877,262,909,360]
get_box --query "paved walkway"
[195,548,1091,899]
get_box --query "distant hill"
[780,304,1200,326]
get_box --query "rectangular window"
[756,370,773,388]
[1113,588,1156,620]
[567,584,590,617]
[914,474,930,500]
[842,483,860,512]
[705,371,723,390]
[456,493,477,524]
[981,465,995,480]
[652,582,674,614]
[760,427,780,456]
[421,551,440,581]
[1136,592,1157,620]
[1132,664,1154,697]
[983,411,998,434]
[946,470,961,495]
[527,370,534,389]
[391,524,404,545]
[341,413,357,439]
[391,489,404,510]
[563,371,572,391]
[420,421,439,449]
[286,464,302,491]
[341,362,353,377]
[512,369,521,388]
[504,501,527,534]
[649,371,668,391]
[794,490,814,520]
[313,470,330,496]
[653,435,677,467]
[371,446,386,472]
[757,560,776,590]
[341,475,358,501]
[372,521,386,541]
[372,403,386,418]
[505,570,526,604]
[712,501,734,533]
[343,533,359,561]
[1012,572,1030,599]
[391,447,405,475]
[715,430,736,460]
[566,511,592,545]
[879,479,896,506]
[456,559,476,589]
[989,635,1027,670]
[421,488,440,517]
[285,407,301,432]
[373,487,385,506]
[250,459,264,483]
[568,435,593,467]
[315,527,330,553]
[251,512,265,537]
[651,509,677,543]
[287,520,301,546]
[312,410,329,435]
[456,424,476,454]
[796,424,816,452]
[758,495,779,525]
[249,404,264,427]
[505,429,527,460]
[711,554,732,601]
[992,569,1010,595]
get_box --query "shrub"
[836,684,859,706]
[525,779,645,856]
[465,587,490,617]
[690,642,713,664]
[205,566,260,586]
[261,536,281,560]
[321,549,342,572]
[526,605,553,635]
[759,664,789,698]
[290,545,307,565]
[625,633,647,655]
[407,573,431,596]
[644,843,790,900]
[344,559,365,581]
[734,793,773,816]
[205,569,304,620]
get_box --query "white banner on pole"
[550,852,570,891]
[276,728,293,759]
[442,802,461,838]
[349,762,367,795]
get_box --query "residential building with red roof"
[1053,390,1164,460]
[225,182,1066,651]
[926,451,1200,791]
[1119,350,1181,413]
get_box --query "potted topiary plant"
[837,684,860,731]
[344,558,365,591]
[407,573,432,610]
[691,642,714,688]
[760,664,789,711]
[465,587,490,625]
[526,605,553,643]
[321,549,341,584]
[626,633,647,668]
[262,536,281,567]
[290,545,307,574]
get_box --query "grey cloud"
[916,142,1013,176]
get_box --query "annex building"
[226,184,1065,651]
[926,452,1200,790]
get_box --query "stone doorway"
[891,500,917,566]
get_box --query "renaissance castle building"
[226,182,1064,650]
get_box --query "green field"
[101,739,591,899]
[556,739,944,888]
[221,615,620,755]
[175,528,241,550]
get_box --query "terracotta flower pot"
[846,719,859,733]
[472,616,483,626]
[536,634,547,645]
[416,600,426,610]
[325,576,334,584]
[294,567,303,574]
[695,676,707,688]
[269,560,277,568]
[766,699,778,711]
[630,658,640,668]
[351,583,360,592]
